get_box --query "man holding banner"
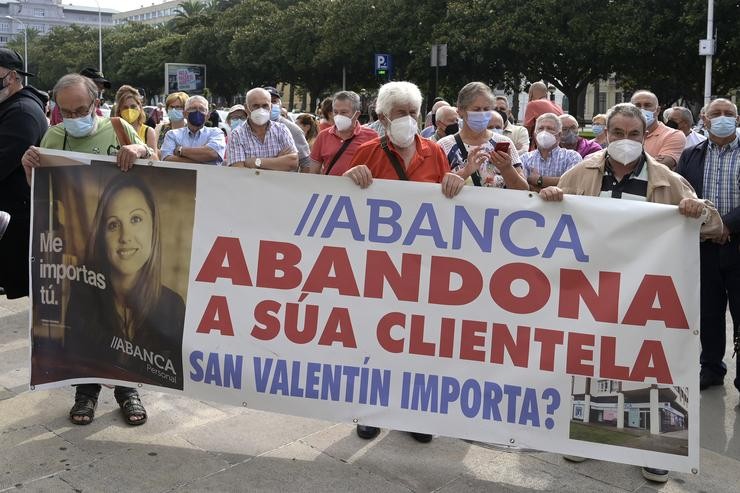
[21,73,156,427]
[540,102,723,482]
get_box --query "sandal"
[117,393,147,426]
[69,396,97,425]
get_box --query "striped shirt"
[702,136,740,217]
[600,154,649,201]
[226,120,297,166]
[521,147,581,179]
[160,126,226,165]
[437,133,521,188]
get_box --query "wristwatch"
[254,158,262,169]
[175,145,183,157]
[536,176,544,188]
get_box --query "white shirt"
[684,130,707,149]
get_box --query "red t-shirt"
[348,135,450,183]
[310,123,378,176]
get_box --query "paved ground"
[2,296,739,492]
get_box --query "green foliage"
[10,0,737,114]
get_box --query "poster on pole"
[29,150,701,473]
[165,63,206,95]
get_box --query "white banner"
[30,151,701,472]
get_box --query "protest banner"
[29,150,701,472]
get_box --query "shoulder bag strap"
[454,132,481,186]
[110,117,132,146]
[380,136,409,181]
[324,137,353,175]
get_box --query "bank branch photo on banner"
[29,150,702,472]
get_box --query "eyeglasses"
[59,101,95,119]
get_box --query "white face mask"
[387,115,418,148]
[250,108,270,126]
[607,139,643,165]
[535,131,557,149]
[334,114,353,132]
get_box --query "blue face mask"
[270,104,281,121]
[63,113,95,138]
[230,118,244,130]
[492,128,504,135]
[187,110,206,127]
[641,108,655,127]
[592,124,605,136]
[465,110,493,133]
[708,116,737,138]
[168,108,183,121]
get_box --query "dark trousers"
[75,384,137,403]
[699,239,740,390]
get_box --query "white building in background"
[113,0,186,26]
[0,0,116,47]
[571,377,689,435]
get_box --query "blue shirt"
[521,146,581,178]
[161,126,226,165]
[703,135,740,217]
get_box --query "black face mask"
[665,120,679,130]
[496,110,509,126]
[444,122,459,136]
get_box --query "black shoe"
[409,432,433,443]
[700,372,724,390]
[356,425,380,439]
[641,467,669,483]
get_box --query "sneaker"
[563,455,588,463]
[700,371,724,390]
[356,425,380,439]
[409,432,433,443]
[642,467,669,483]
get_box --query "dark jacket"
[677,139,740,234]
[0,85,48,298]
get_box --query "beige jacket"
[557,149,724,240]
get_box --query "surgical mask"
[592,124,605,136]
[607,138,643,165]
[334,114,353,132]
[270,104,281,121]
[496,110,509,126]
[641,108,655,127]
[187,111,206,127]
[120,108,140,124]
[535,131,557,149]
[561,130,578,145]
[492,128,504,135]
[465,110,493,133]
[250,108,270,126]
[230,118,244,130]
[63,113,96,138]
[708,116,737,138]
[387,115,417,148]
[168,108,183,121]
[444,122,459,136]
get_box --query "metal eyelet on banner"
[30,385,35,391]
[242,402,248,407]
[137,383,143,388]
[352,418,359,423]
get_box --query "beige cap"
[227,104,246,119]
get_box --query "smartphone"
[494,142,510,153]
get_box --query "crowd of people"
[1,46,738,484]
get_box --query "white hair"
[435,105,457,121]
[536,112,562,132]
[185,95,208,111]
[246,87,270,101]
[375,81,422,117]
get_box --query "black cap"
[79,67,111,88]
[0,48,34,77]
[263,86,281,99]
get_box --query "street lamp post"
[93,0,102,73]
[4,16,27,85]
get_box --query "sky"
[63,0,172,13]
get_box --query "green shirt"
[40,117,145,155]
